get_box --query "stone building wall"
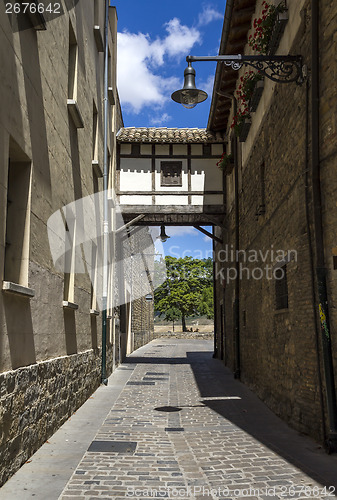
[320,0,337,390]
[121,226,155,354]
[0,1,119,484]
[213,0,337,442]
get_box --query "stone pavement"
[1,339,337,500]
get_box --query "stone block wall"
[132,296,154,350]
[0,0,120,485]
[0,346,113,486]
[214,0,337,442]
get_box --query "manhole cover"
[154,406,182,412]
[88,441,137,453]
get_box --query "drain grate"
[165,427,184,432]
[88,441,137,453]
[146,372,169,376]
[127,381,155,386]
[143,377,169,381]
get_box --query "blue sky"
[153,226,214,260]
[114,0,225,129]
[114,1,224,258]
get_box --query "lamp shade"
[157,224,170,243]
[171,63,208,108]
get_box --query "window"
[160,161,182,187]
[334,256,337,270]
[4,140,32,287]
[256,161,266,218]
[68,22,78,100]
[92,102,98,161]
[275,264,288,310]
[203,144,211,156]
[94,0,99,26]
[131,143,140,156]
[62,210,76,304]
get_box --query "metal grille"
[160,161,182,186]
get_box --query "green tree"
[154,256,213,331]
[162,306,181,332]
[198,286,214,319]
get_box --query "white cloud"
[150,113,172,126]
[198,6,223,26]
[163,18,201,58]
[117,18,201,114]
[152,226,198,238]
[166,226,198,237]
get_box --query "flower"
[231,109,252,137]
[248,1,287,54]
[236,71,263,106]
[217,152,234,171]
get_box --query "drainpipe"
[213,234,217,358]
[101,0,109,386]
[216,91,240,378]
[233,97,240,379]
[311,0,337,452]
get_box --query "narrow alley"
[2,339,337,500]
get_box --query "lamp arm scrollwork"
[186,55,305,85]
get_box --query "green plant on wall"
[231,107,251,137]
[216,152,233,171]
[236,71,263,104]
[248,0,287,54]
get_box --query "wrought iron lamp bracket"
[187,55,305,85]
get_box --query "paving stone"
[56,340,337,500]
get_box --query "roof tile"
[116,127,224,143]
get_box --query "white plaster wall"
[120,144,131,155]
[191,159,222,191]
[141,144,152,155]
[191,195,204,205]
[173,145,188,155]
[155,145,170,155]
[119,158,152,191]
[155,195,189,205]
[191,144,203,155]
[212,144,223,156]
[191,169,205,191]
[120,195,153,205]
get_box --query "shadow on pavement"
[126,348,337,491]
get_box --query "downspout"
[311,0,337,451]
[212,233,217,358]
[233,97,240,379]
[216,92,240,378]
[101,0,109,385]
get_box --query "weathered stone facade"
[0,347,114,486]
[210,0,337,445]
[0,0,129,484]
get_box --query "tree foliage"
[154,256,213,331]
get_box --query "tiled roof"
[116,127,225,143]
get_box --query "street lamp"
[171,54,304,107]
[171,62,208,109]
[157,224,170,243]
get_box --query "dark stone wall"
[214,0,337,442]
[0,346,114,486]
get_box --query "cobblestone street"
[2,339,337,500]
